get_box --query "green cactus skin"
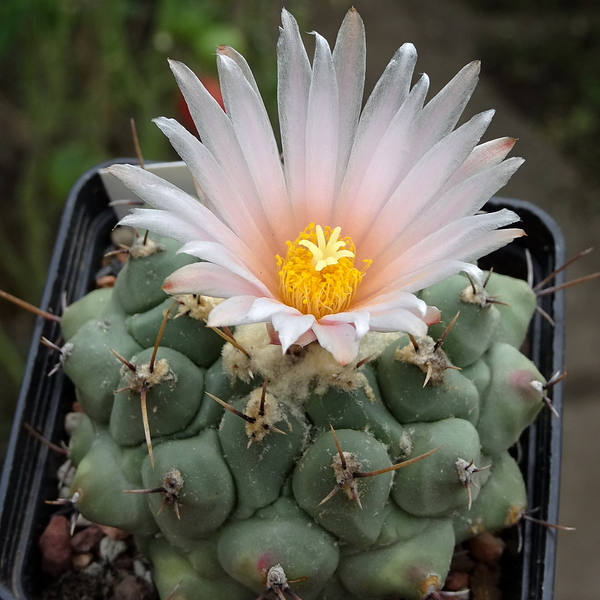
[460,357,491,397]
[305,364,405,456]
[375,501,444,547]
[71,430,158,537]
[109,346,205,446]
[484,271,537,348]
[68,413,96,467]
[63,315,143,423]
[128,297,224,367]
[452,451,527,544]
[293,428,395,548]
[338,519,456,599]
[316,576,363,600]
[141,429,235,552]
[377,334,480,425]
[422,274,501,367]
[200,357,255,429]
[217,498,339,600]
[149,537,254,600]
[60,287,114,340]
[60,233,544,600]
[392,418,482,517]
[477,342,545,455]
[113,235,198,315]
[219,393,309,519]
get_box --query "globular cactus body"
[62,235,545,600]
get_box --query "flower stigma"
[277,223,371,319]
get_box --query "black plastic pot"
[0,161,565,600]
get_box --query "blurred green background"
[1,0,600,460]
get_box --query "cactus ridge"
[63,235,544,600]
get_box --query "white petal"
[320,310,370,338]
[271,312,317,353]
[396,209,521,269]
[207,296,260,327]
[345,61,480,235]
[216,53,292,238]
[416,61,481,151]
[278,9,311,215]
[359,210,523,299]
[169,60,273,240]
[177,240,273,296]
[398,156,524,250]
[438,137,517,195]
[312,321,361,365]
[163,263,270,299]
[119,209,212,245]
[109,165,239,247]
[153,118,277,274]
[302,32,339,226]
[334,43,419,220]
[367,307,429,336]
[246,297,302,322]
[332,8,365,194]
[216,45,260,96]
[355,291,427,316]
[335,73,430,228]
[358,109,495,257]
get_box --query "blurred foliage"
[0,0,308,462]
[464,0,599,11]
[464,2,600,188]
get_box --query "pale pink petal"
[217,45,261,96]
[393,156,524,253]
[393,210,522,272]
[119,209,213,245]
[334,43,418,220]
[216,53,292,238]
[246,297,302,322]
[152,118,276,274]
[359,210,520,298]
[294,329,318,347]
[345,62,480,235]
[438,137,517,196]
[424,306,441,325]
[271,312,317,353]
[320,310,370,338]
[301,31,339,226]
[312,321,361,365]
[359,220,523,301]
[336,73,430,228]
[163,263,270,299]
[169,60,272,240]
[367,308,429,336]
[207,296,260,327]
[113,13,527,366]
[356,291,431,335]
[177,240,274,296]
[354,290,427,316]
[108,165,243,249]
[415,61,481,152]
[278,9,311,217]
[332,8,365,194]
[358,109,495,257]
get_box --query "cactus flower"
[108,8,524,364]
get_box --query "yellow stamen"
[277,223,371,320]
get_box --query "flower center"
[277,224,371,319]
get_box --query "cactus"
[60,230,550,600]
[51,8,558,600]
